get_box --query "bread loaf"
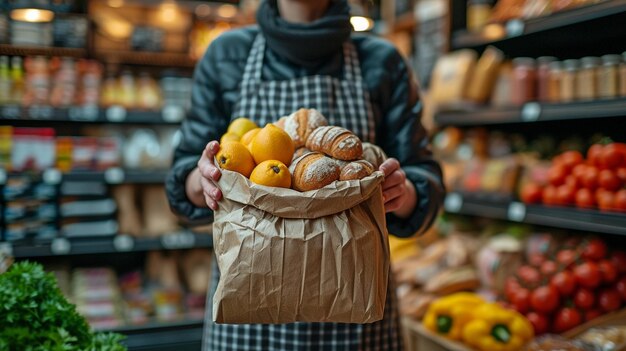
[289,152,340,191]
[361,142,387,169]
[339,160,375,181]
[305,126,363,161]
[293,147,312,161]
[279,108,328,148]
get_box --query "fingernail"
[212,189,219,198]
[211,169,218,178]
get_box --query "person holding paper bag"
[166,0,445,349]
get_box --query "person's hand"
[379,158,417,217]
[187,141,223,210]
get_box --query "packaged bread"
[289,152,340,192]
[278,108,328,148]
[339,160,375,181]
[306,126,363,161]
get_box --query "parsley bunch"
[0,261,126,351]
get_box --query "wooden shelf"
[95,51,197,68]
[0,44,87,58]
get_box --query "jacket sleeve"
[165,45,229,225]
[378,50,445,238]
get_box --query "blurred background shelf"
[61,169,170,184]
[0,44,87,58]
[434,99,626,126]
[104,319,204,351]
[95,51,198,68]
[445,192,626,235]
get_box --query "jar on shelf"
[560,59,578,103]
[619,51,626,97]
[598,54,620,99]
[548,61,562,103]
[576,56,599,101]
[511,57,536,106]
[536,56,556,102]
[467,0,492,31]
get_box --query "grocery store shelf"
[0,44,87,58]
[434,99,626,126]
[0,105,184,125]
[452,0,626,49]
[104,319,204,351]
[95,50,197,68]
[444,192,626,235]
[61,169,169,184]
[7,232,213,258]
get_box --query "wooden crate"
[401,317,473,351]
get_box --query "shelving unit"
[94,51,197,68]
[444,192,626,236]
[435,98,626,126]
[106,319,204,351]
[0,44,87,58]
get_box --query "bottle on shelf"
[536,56,556,103]
[0,55,11,105]
[598,54,620,99]
[560,59,578,103]
[511,57,536,106]
[547,61,562,103]
[620,52,626,98]
[467,0,492,32]
[10,56,24,105]
[576,56,600,101]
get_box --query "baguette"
[289,152,340,192]
[305,126,363,161]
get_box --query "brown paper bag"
[212,169,390,324]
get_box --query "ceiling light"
[350,16,374,32]
[10,8,55,23]
[217,4,237,18]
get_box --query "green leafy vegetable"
[0,261,126,351]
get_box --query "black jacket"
[165,26,444,237]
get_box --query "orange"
[227,117,258,138]
[220,132,240,144]
[215,141,255,178]
[249,124,295,166]
[250,160,291,188]
[240,128,261,147]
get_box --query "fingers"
[382,169,406,190]
[385,194,406,213]
[206,141,220,156]
[379,158,400,177]
[198,141,222,182]
[200,177,222,210]
[383,183,405,204]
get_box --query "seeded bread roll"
[279,108,328,148]
[305,126,363,161]
[289,152,340,192]
[361,142,388,169]
[339,160,375,181]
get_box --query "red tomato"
[540,260,558,277]
[584,309,603,322]
[551,271,577,296]
[511,288,531,314]
[574,288,596,309]
[518,265,541,286]
[616,167,626,183]
[574,262,602,288]
[582,238,608,261]
[582,166,600,190]
[531,285,560,313]
[504,277,521,301]
[526,312,550,335]
[598,260,618,283]
[556,185,576,205]
[610,251,626,274]
[543,185,559,206]
[560,150,584,171]
[572,164,588,183]
[596,189,615,211]
[548,164,568,187]
[557,249,578,268]
[587,144,604,168]
[614,189,626,212]
[565,175,580,189]
[600,143,625,169]
[598,169,622,191]
[521,183,544,204]
[528,253,547,267]
[554,307,582,333]
[616,276,626,301]
[575,188,596,208]
[598,289,622,312]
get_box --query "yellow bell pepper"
[461,303,534,351]
[422,292,486,340]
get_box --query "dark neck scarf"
[256,0,352,67]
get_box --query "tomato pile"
[503,237,626,335]
[520,142,626,212]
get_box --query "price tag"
[444,193,463,213]
[506,19,525,37]
[161,232,196,249]
[1,105,21,119]
[28,105,54,119]
[0,168,6,185]
[69,105,99,121]
[162,105,185,123]
[43,168,62,185]
[113,235,134,252]
[507,202,527,222]
[104,167,125,184]
[106,105,127,122]
[521,102,541,122]
[51,238,71,255]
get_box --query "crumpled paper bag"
[212,169,390,324]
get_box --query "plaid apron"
[203,34,403,351]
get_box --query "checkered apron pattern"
[203,34,403,351]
